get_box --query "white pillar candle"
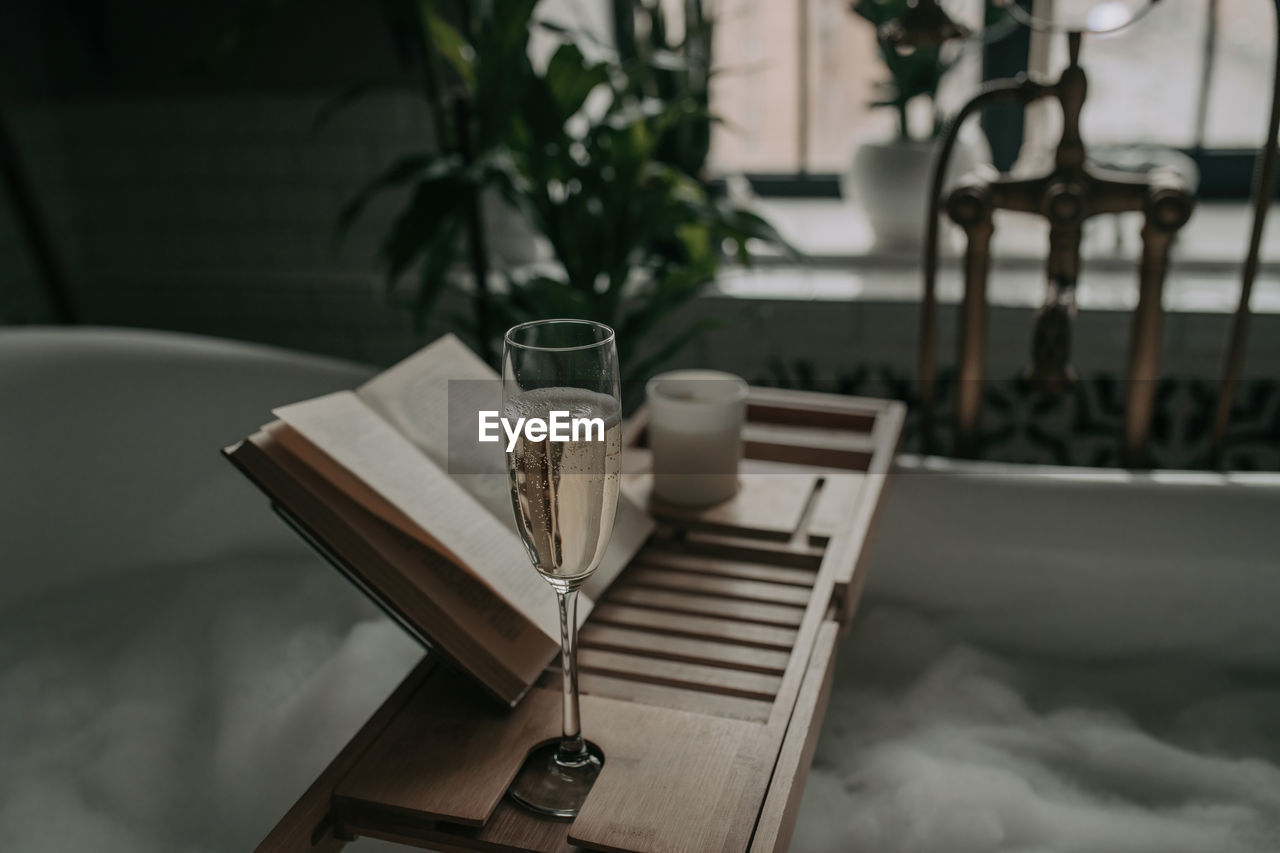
[645,370,748,507]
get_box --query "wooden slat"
[568,707,771,853]
[636,549,817,587]
[335,671,561,826]
[623,471,818,540]
[706,404,898,853]
[575,671,775,723]
[461,801,578,853]
[747,386,890,420]
[681,531,825,568]
[590,603,799,651]
[577,648,783,701]
[746,401,878,432]
[341,799,577,853]
[749,621,841,853]
[829,403,903,624]
[624,566,813,607]
[743,422,880,455]
[344,701,774,853]
[741,402,901,813]
[745,423,874,470]
[579,623,791,674]
[607,585,807,628]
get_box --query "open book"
[224,335,653,705]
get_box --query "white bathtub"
[4,328,1277,852]
[0,328,420,852]
[861,457,1280,667]
[795,458,1280,853]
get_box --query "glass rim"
[504,319,616,353]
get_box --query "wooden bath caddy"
[256,387,904,853]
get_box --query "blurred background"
[1,0,1278,467]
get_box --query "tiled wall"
[1,93,445,365]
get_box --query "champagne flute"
[502,319,621,818]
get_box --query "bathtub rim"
[894,453,1280,490]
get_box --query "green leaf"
[336,0,794,381]
[408,217,462,329]
[545,43,610,121]
[675,222,712,267]
[380,175,469,284]
[468,2,539,149]
[507,274,595,320]
[851,0,908,26]
[420,2,476,90]
[537,18,615,53]
[720,207,800,259]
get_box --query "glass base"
[507,739,604,818]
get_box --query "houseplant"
[844,0,987,247]
[611,0,714,181]
[339,0,788,384]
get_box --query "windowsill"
[727,198,1280,314]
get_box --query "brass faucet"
[928,32,1194,466]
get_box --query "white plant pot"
[843,134,986,250]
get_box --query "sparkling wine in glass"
[502,319,621,818]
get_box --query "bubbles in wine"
[504,387,621,590]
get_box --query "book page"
[273,391,561,641]
[355,334,654,590]
[356,334,511,525]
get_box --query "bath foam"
[791,605,1280,853]
[5,556,1279,850]
[0,551,420,853]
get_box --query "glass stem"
[555,588,588,766]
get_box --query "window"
[710,0,886,173]
[705,0,1275,197]
[1040,0,1269,149]
[709,0,986,174]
